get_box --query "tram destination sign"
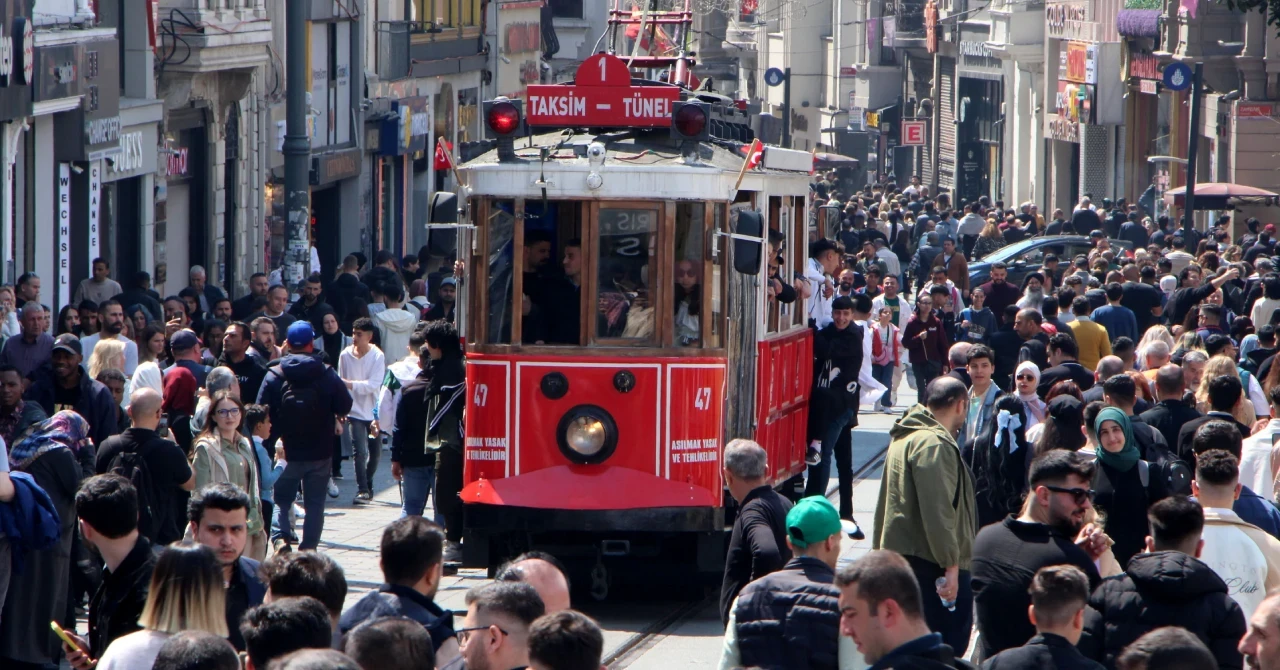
[525,53,681,128]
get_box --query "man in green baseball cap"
[719,496,864,669]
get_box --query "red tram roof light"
[671,101,709,141]
[485,98,523,136]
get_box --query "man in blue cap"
[719,495,864,670]
[257,320,353,552]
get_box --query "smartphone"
[50,621,82,653]
[157,416,169,435]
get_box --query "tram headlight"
[556,405,619,465]
[565,416,606,455]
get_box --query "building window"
[412,0,482,28]
[549,0,583,18]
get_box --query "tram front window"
[597,208,657,341]
[675,202,705,347]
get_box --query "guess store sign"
[524,53,681,128]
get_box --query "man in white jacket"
[1194,448,1280,620]
[373,283,417,367]
[1241,385,1280,503]
[340,318,386,505]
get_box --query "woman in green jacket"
[191,390,265,560]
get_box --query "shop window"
[674,203,704,347]
[487,200,516,344]
[708,204,724,349]
[412,0,482,28]
[596,207,657,343]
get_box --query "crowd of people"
[0,250,617,670]
[716,174,1280,669]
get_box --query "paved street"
[309,405,901,667]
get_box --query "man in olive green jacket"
[872,375,978,657]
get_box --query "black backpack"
[107,441,158,540]
[279,374,322,439]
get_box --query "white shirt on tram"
[806,257,832,328]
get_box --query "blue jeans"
[273,458,330,550]
[872,362,895,407]
[805,406,855,497]
[399,464,441,523]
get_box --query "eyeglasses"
[1016,374,1036,382]
[215,408,241,419]
[917,300,932,306]
[676,267,698,278]
[456,625,509,645]
[1044,485,1096,504]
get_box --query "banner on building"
[58,163,70,309]
[88,160,100,274]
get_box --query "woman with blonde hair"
[1196,355,1257,427]
[972,220,1004,260]
[191,390,266,559]
[94,542,228,669]
[1136,324,1175,359]
[87,338,127,380]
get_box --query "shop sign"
[1130,51,1160,80]
[0,4,32,122]
[108,132,147,175]
[1237,103,1275,119]
[167,147,189,177]
[1047,80,1094,142]
[1140,79,1158,94]
[58,163,71,308]
[34,43,83,102]
[311,147,361,185]
[1064,41,1097,84]
[1046,1,1096,41]
[378,96,428,156]
[88,161,100,276]
[925,0,938,53]
[849,106,865,131]
[12,17,33,87]
[840,66,858,77]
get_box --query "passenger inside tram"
[675,260,701,346]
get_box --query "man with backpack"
[95,387,194,545]
[257,321,353,552]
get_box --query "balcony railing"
[377,21,411,81]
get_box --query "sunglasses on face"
[676,267,698,278]
[1016,374,1036,382]
[1044,485,1096,504]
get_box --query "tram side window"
[597,208,657,342]
[708,204,723,348]
[521,200,583,345]
[675,203,704,347]
[487,200,516,344]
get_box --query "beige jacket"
[1202,507,1280,618]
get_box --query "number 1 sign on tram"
[524,53,682,128]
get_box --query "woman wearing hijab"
[965,394,1032,528]
[1014,361,1047,429]
[1091,406,1151,569]
[0,412,88,666]
[162,366,198,456]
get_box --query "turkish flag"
[434,138,454,171]
[745,139,764,170]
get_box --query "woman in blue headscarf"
[1091,405,1149,569]
[0,411,90,664]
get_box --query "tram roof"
[459,129,811,178]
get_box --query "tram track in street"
[601,437,891,668]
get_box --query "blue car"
[968,235,1135,287]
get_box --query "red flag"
[434,137,454,171]
[745,139,764,170]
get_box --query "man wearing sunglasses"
[971,450,1110,659]
[454,582,545,670]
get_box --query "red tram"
[445,49,818,592]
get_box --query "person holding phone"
[902,296,950,406]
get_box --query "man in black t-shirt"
[24,333,118,448]
[218,322,268,402]
[972,451,1108,658]
[95,387,195,544]
[1120,266,1164,335]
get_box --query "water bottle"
[935,576,956,612]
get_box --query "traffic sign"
[524,53,681,128]
[902,120,927,146]
[1163,62,1193,92]
[764,67,786,87]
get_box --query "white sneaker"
[443,541,463,563]
[293,503,305,519]
[327,478,340,499]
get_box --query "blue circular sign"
[764,67,786,87]
[1163,62,1193,92]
